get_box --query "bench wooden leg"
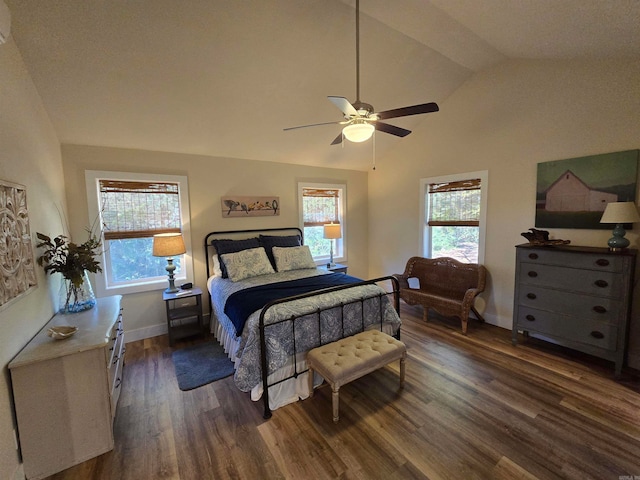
[423,307,429,322]
[308,367,315,398]
[332,384,340,423]
[399,354,406,388]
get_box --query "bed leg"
[263,390,272,419]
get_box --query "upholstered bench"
[307,330,407,423]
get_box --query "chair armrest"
[392,273,410,290]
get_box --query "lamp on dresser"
[323,223,342,267]
[152,233,186,293]
[600,201,640,251]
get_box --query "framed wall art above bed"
[221,196,280,217]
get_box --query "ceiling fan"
[284,0,439,145]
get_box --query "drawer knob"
[527,271,538,278]
[595,259,610,267]
[528,253,539,260]
[590,331,604,339]
[592,305,607,314]
[526,293,537,299]
[525,314,536,322]
[594,280,608,288]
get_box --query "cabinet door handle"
[592,305,607,314]
[528,271,538,278]
[594,280,608,288]
[528,253,539,260]
[595,259,610,267]
[525,314,536,322]
[590,331,604,339]
[114,377,122,389]
[526,293,537,299]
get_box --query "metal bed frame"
[204,228,400,419]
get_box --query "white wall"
[61,145,369,341]
[0,40,64,480]
[368,58,640,367]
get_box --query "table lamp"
[152,233,186,292]
[599,201,640,251]
[323,223,342,266]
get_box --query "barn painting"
[535,150,638,229]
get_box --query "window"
[85,171,193,295]
[420,171,488,264]
[298,183,346,263]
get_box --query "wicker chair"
[393,256,486,334]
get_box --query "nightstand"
[162,287,204,346]
[322,263,348,274]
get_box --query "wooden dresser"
[9,295,124,480]
[512,244,636,376]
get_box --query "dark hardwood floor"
[47,304,640,479]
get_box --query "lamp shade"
[152,233,186,257]
[323,223,342,239]
[342,123,374,143]
[600,202,640,224]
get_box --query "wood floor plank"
[42,303,640,479]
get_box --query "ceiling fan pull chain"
[372,130,376,170]
[355,0,360,103]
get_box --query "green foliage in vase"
[36,226,102,288]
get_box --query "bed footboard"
[258,275,400,419]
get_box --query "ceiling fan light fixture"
[342,122,374,143]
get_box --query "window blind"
[302,188,340,227]
[428,178,481,226]
[99,180,182,240]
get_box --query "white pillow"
[211,255,223,277]
[273,245,316,272]
[221,247,275,282]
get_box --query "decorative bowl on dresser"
[512,244,636,377]
[8,295,124,480]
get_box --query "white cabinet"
[9,295,124,480]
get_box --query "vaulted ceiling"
[7,0,640,170]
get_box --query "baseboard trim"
[628,352,640,371]
[124,323,167,343]
[13,463,25,480]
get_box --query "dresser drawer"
[517,248,624,272]
[516,306,618,351]
[517,286,623,324]
[518,263,625,298]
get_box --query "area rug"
[172,342,235,391]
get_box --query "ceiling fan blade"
[330,132,343,145]
[284,121,342,131]
[375,102,439,120]
[328,96,359,117]
[375,122,411,137]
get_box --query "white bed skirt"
[209,311,323,410]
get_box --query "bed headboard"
[204,227,303,280]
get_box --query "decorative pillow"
[211,237,260,278]
[221,247,275,282]
[259,234,302,269]
[272,245,316,272]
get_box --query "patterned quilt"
[209,268,402,391]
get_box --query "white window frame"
[85,170,194,296]
[419,170,488,264]
[297,182,347,265]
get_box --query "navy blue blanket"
[224,273,362,336]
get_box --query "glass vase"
[58,271,96,314]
